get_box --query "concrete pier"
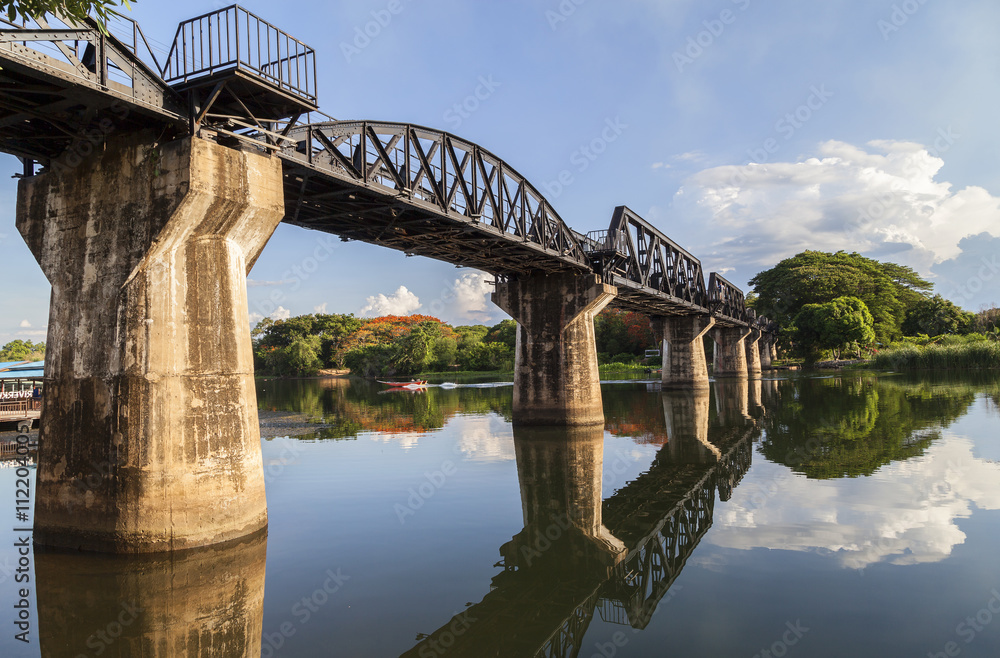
[493,272,616,426]
[17,134,284,552]
[759,335,773,369]
[502,425,625,572]
[650,315,715,389]
[744,328,762,379]
[662,389,715,461]
[712,326,752,379]
[36,531,267,656]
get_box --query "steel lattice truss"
[0,6,777,334]
[278,121,589,276]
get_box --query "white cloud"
[247,279,295,287]
[651,161,669,170]
[359,286,421,317]
[708,434,1000,569]
[314,303,328,314]
[248,306,291,326]
[672,139,1000,280]
[448,272,494,323]
[19,320,30,328]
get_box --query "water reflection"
[36,531,266,657]
[711,373,1000,568]
[402,381,759,657]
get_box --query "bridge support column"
[503,426,625,572]
[650,315,715,389]
[662,389,714,462]
[493,272,616,426]
[759,335,773,369]
[17,134,284,552]
[744,328,762,379]
[712,326,752,379]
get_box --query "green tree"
[265,335,322,377]
[457,342,513,371]
[485,319,517,350]
[3,0,134,32]
[0,339,45,361]
[750,251,931,344]
[794,296,876,360]
[902,295,975,336]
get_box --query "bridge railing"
[162,4,317,106]
[281,121,589,268]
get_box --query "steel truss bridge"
[402,416,760,657]
[0,6,775,331]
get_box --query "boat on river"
[377,380,429,390]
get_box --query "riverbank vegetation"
[0,340,45,362]
[749,251,999,368]
[252,308,657,378]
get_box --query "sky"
[2,0,999,344]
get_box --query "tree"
[485,319,516,350]
[750,251,931,344]
[794,296,875,361]
[902,295,975,337]
[0,339,45,361]
[2,0,134,32]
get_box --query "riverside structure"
[0,6,778,553]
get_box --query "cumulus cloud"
[314,303,328,314]
[248,306,292,325]
[708,434,1000,569]
[359,286,421,317]
[672,139,1000,286]
[447,272,495,323]
[19,320,30,328]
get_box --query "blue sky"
[2,0,999,343]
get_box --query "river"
[1,371,999,657]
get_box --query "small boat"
[377,379,428,389]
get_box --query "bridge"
[402,383,763,657]
[0,7,779,552]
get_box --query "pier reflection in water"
[35,531,266,657]
[5,372,999,657]
[404,381,759,657]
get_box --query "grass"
[598,362,650,375]
[872,341,1000,370]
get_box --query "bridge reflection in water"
[35,531,267,657]
[403,381,761,658]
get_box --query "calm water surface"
[1,372,999,657]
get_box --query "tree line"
[0,340,45,362]
[749,251,999,362]
[251,308,657,377]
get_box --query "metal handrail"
[162,4,317,104]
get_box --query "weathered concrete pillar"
[712,325,752,379]
[770,340,779,364]
[650,315,715,389]
[17,134,284,552]
[714,378,752,425]
[37,531,266,656]
[759,335,773,369]
[662,389,715,461]
[744,328,762,379]
[501,425,625,572]
[492,272,616,426]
